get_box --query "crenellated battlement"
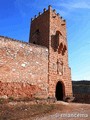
[31,5,66,22]
[31,5,50,21]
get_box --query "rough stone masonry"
[0,5,73,101]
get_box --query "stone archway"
[55,81,64,101]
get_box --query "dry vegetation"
[0,99,90,120]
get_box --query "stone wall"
[48,7,72,98]
[30,8,49,48]
[0,36,48,99]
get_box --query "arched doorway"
[55,81,64,101]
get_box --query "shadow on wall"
[51,35,59,52]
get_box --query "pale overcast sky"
[0,0,90,81]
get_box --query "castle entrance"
[55,81,64,101]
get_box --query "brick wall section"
[0,36,48,98]
[29,10,49,48]
[48,7,72,98]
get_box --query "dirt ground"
[0,101,90,120]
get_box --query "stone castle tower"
[29,5,73,100]
[0,5,73,101]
